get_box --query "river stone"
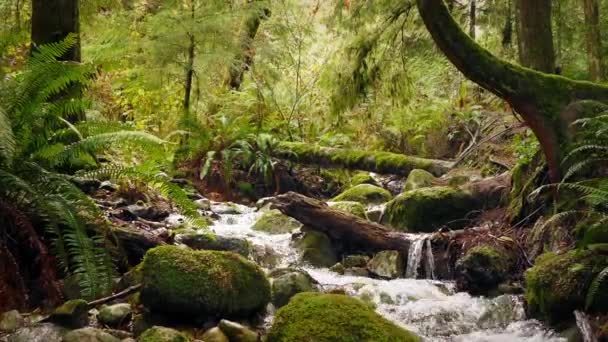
[0,310,24,332]
[140,246,270,318]
[252,209,302,234]
[331,184,392,205]
[175,233,250,257]
[218,320,257,342]
[47,299,89,328]
[330,263,345,275]
[403,169,436,191]
[382,186,478,232]
[455,245,510,296]
[137,326,188,342]
[294,231,338,267]
[367,250,404,279]
[271,269,318,308]
[125,204,170,221]
[63,327,120,342]
[255,197,275,210]
[343,255,370,268]
[194,198,211,210]
[201,327,229,342]
[98,303,132,327]
[350,172,379,187]
[345,267,370,277]
[210,202,242,215]
[6,323,66,342]
[267,293,420,342]
[328,201,368,219]
[250,244,280,269]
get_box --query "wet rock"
[137,326,188,342]
[367,250,404,279]
[345,267,370,277]
[175,233,250,257]
[70,177,102,193]
[210,202,242,215]
[255,197,275,211]
[140,246,270,318]
[384,179,404,195]
[267,293,420,342]
[218,320,257,342]
[379,292,395,305]
[63,327,121,342]
[125,204,170,221]
[131,313,166,337]
[201,327,229,342]
[250,244,280,269]
[194,198,211,210]
[47,299,89,328]
[98,303,132,327]
[252,209,302,234]
[331,184,393,205]
[6,323,66,342]
[403,169,436,192]
[455,245,510,296]
[294,231,338,267]
[382,186,478,232]
[100,181,119,192]
[0,310,24,332]
[328,201,368,219]
[365,207,384,223]
[271,269,318,308]
[330,263,345,275]
[343,255,370,268]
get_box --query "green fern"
[586,266,608,310]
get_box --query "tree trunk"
[469,0,476,40]
[582,0,603,82]
[416,0,608,182]
[226,1,270,90]
[183,33,195,110]
[514,0,555,73]
[502,0,513,48]
[31,0,80,62]
[275,142,454,176]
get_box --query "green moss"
[455,245,510,295]
[140,246,270,318]
[524,250,608,324]
[267,293,420,342]
[138,326,189,342]
[403,169,436,191]
[350,172,377,186]
[49,299,89,328]
[328,201,368,219]
[382,186,478,232]
[294,231,338,267]
[331,184,392,205]
[252,209,302,234]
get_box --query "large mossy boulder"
[403,169,436,192]
[331,184,392,205]
[455,245,510,295]
[294,231,338,267]
[525,250,608,324]
[140,246,270,318]
[382,186,478,232]
[252,209,302,234]
[267,293,420,342]
[138,326,189,342]
[328,201,368,219]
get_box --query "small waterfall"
[405,237,426,278]
[424,238,436,280]
[574,311,598,342]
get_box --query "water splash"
[424,238,436,280]
[405,236,426,278]
[575,310,598,342]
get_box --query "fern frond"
[0,106,15,163]
[586,266,608,310]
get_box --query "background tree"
[31,0,80,61]
[582,0,604,81]
[515,0,555,72]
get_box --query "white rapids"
[206,203,565,342]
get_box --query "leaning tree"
[416,0,608,183]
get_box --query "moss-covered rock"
[455,246,510,295]
[98,303,132,327]
[350,172,378,187]
[140,246,270,318]
[174,233,250,256]
[252,210,302,234]
[382,186,478,232]
[218,319,258,342]
[271,269,318,308]
[138,326,189,342]
[524,250,608,324]
[201,327,228,342]
[403,169,436,191]
[367,251,404,279]
[63,327,120,342]
[294,231,338,267]
[331,184,392,205]
[328,201,368,219]
[48,299,89,328]
[267,293,420,342]
[343,255,370,268]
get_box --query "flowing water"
[575,311,598,342]
[204,203,566,342]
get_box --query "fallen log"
[275,142,454,177]
[110,225,167,263]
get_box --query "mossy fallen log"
[275,142,454,177]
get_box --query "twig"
[87,284,142,308]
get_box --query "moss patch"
[382,186,478,232]
[252,210,302,234]
[403,169,436,191]
[138,326,189,342]
[329,201,368,219]
[455,245,510,295]
[350,172,378,186]
[140,246,270,318]
[331,184,392,205]
[267,293,420,342]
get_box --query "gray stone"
[98,303,132,327]
[367,251,404,279]
[218,320,257,342]
[201,327,228,342]
[47,299,89,328]
[344,267,370,277]
[210,202,242,215]
[271,269,318,308]
[343,255,370,268]
[250,244,280,269]
[0,310,24,332]
[6,323,66,342]
[63,327,121,342]
[252,209,302,234]
[194,198,211,210]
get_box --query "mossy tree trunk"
[31,0,80,62]
[416,0,608,182]
[582,0,604,82]
[514,0,555,73]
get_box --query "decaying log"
[272,192,413,252]
[110,225,167,262]
[275,142,454,177]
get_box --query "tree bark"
[226,1,270,90]
[582,0,604,82]
[275,142,454,176]
[514,0,555,73]
[469,0,476,40]
[31,0,80,62]
[416,0,608,182]
[184,33,195,110]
